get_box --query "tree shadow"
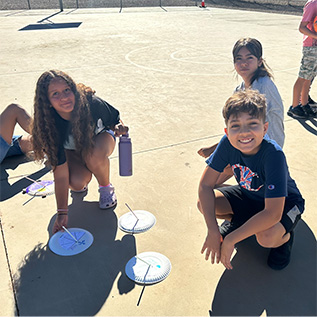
[210,220,316,316]
[0,155,50,202]
[13,194,136,316]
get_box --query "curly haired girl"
[32,70,128,233]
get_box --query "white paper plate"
[23,180,54,197]
[125,252,172,285]
[49,228,93,256]
[118,210,156,233]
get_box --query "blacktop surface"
[0,3,316,317]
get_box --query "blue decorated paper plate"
[125,252,172,284]
[49,228,93,256]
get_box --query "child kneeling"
[198,89,304,270]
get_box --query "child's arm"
[198,166,222,264]
[221,196,285,269]
[197,142,218,158]
[52,163,70,234]
[299,21,317,40]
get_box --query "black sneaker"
[287,105,308,119]
[308,95,316,105]
[219,220,240,238]
[302,103,317,118]
[267,231,294,270]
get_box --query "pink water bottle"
[119,133,133,176]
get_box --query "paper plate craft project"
[49,227,93,256]
[118,209,156,234]
[125,252,172,285]
[22,179,54,198]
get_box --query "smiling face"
[234,47,262,86]
[48,77,75,120]
[225,112,268,155]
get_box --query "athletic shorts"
[216,185,304,234]
[0,135,24,164]
[299,46,317,80]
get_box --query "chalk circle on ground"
[23,180,54,197]
[118,210,156,234]
[125,252,172,285]
[49,228,93,256]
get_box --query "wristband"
[57,208,68,215]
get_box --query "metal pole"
[59,0,64,11]
[27,0,31,9]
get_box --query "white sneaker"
[99,184,117,209]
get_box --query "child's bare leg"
[85,132,115,186]
[197,189,234,222]
[300,79,312,106]
[18,135,33,153]
[66,150,92,191]
[0,103,33,155]
[256,222,290,248]
[0,104,32,143]
[292,78,305,107]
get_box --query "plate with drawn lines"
[49,228,93,256]
[125,252,172,284]
[118,210,156,234]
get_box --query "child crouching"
[198,89,304,270]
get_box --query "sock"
[99,184,110,188]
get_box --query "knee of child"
[69,179,87,192]
[6,103,20,113]
[256,230,277,248]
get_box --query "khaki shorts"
[298,46,317,80]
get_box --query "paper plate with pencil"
[49,227,93,256]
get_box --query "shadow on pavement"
[0,155,50,202]
[210,220,316,316]
[296,118,317,135]
[13,193,136,316]
[19,22,82,31]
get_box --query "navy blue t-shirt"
[206,135,304,210]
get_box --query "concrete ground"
[0,4,316,317]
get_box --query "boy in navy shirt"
[198,90,304,270]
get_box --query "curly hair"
[31,70,95,167]
[232,37,274,85]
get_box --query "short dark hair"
[223,89,267,124]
